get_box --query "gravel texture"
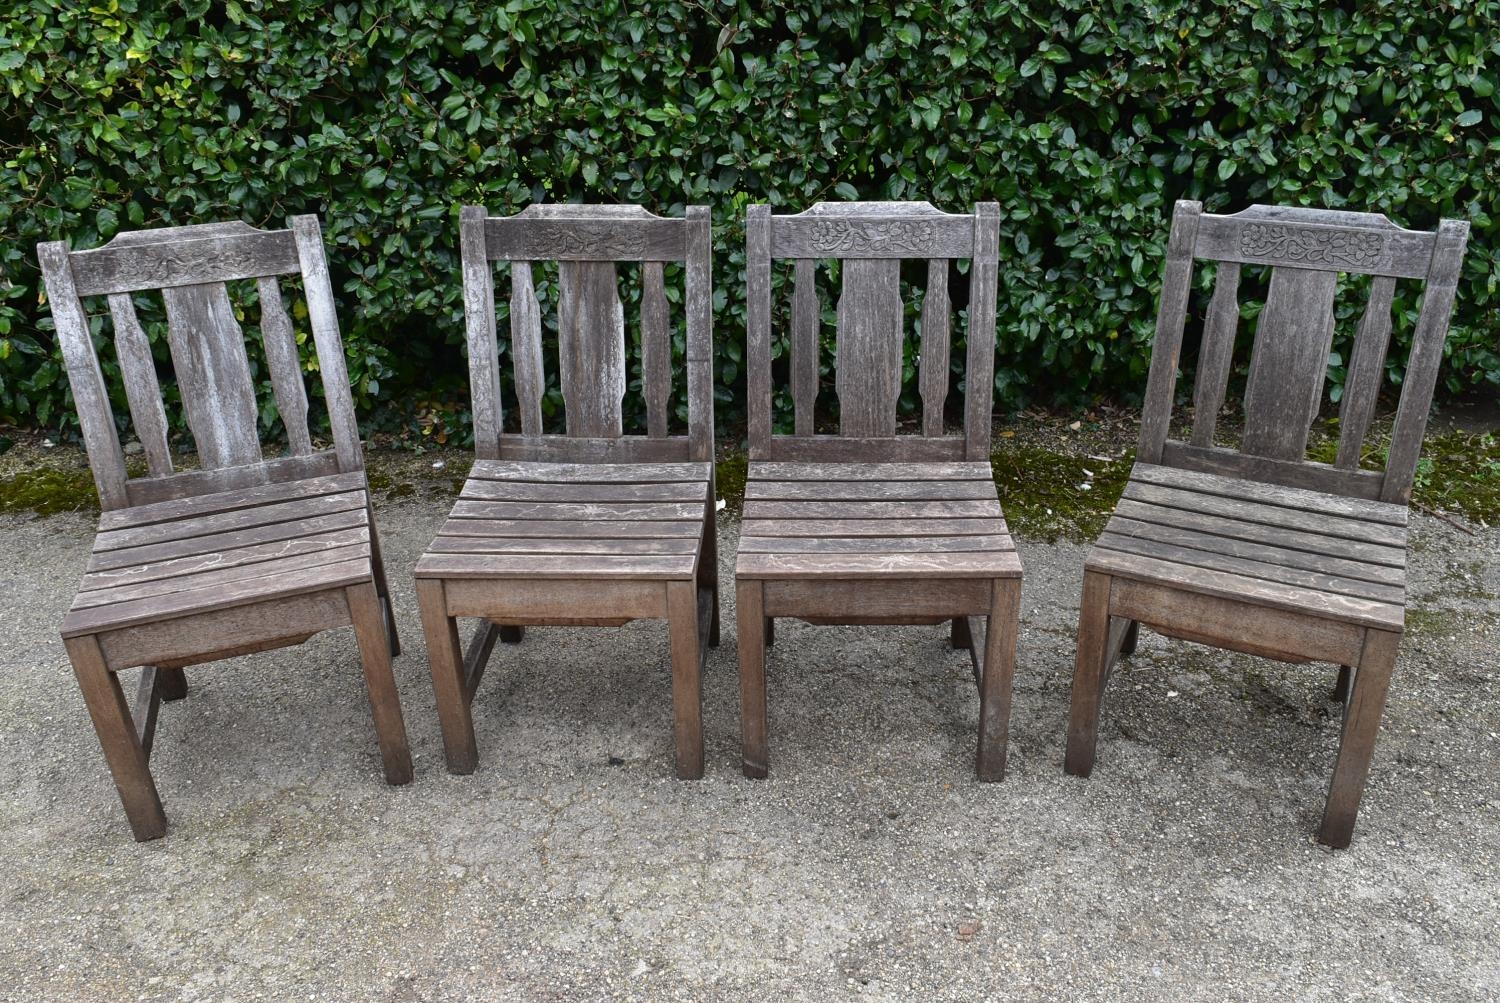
[1,498,1497,1002]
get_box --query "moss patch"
[716,451,748,508]
[1309,428,1500,526]
[991,446,1132,541]
[0,467,100,516]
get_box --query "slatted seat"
[38,217,411,842]
[416,460,709,581]
[738,462,1021,580]
[735,202,1021,782]
[417,205,718,781]
[1065,202,1470,848]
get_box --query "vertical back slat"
[37,241,129,508]
[640,260,670,437]
[509,262,544,437]
[1136,200,1204,464]
[1381,220,1471,503]
[746,205,773,454]
[834,258,903,437]
[1189,261,1242,448]
[255,276,313,456]
[1335,275,1397,469]
[1239,266,1339,461]
[684,206,714,463]
[290,215,363,473]
[159,282,262,470]
[964,205,1001,459]
[557,261,626,438]
[920,258,951,437]
[791,258,820,436]
[106,293,173,476]
[459,206,504,459]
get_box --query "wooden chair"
[736,201,1021,780]
[37,217,413,841]
[1065,202,1470,847]
[416,204,717,779]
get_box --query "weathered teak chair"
[1065,201,1470,847]
[417,204,717,779]
[736,201,1021,780]
[37,217,413,841]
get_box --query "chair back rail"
[745,201,1001,462]
[1136,201,1469,504]
[459,204,714,464]
[37,216,363,511]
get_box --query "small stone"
[956,920,982,942]
[607,756,625,767]
[123,441,144,456]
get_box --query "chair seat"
[62,471,376,638]
[736,460,1021,579]
[415,460,711,581]
[1086,462,1407,630]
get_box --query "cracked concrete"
[1,497,1497,1001]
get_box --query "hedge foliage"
[1,1,1496,441]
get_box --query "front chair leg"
[416,578,478,775]
[1318,630,1400,848]
[348,582,414,786]
[667,580,704,779]
[1065,570,1113,778]
[64,635,167,841]
[976,583,1020,781]
[737,580,769,778]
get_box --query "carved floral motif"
[809,219,936,253]
[531,224,644,257]
[1239,223,1385,268]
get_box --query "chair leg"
[416,578,478,775]
[1318,630,1400,848]
[157,666,188,701]
[764,616,775,647]
[951,616,973,651]
[700,491,721,648]
[976,582,1020,782]
[499,625,525,644]
[1065,570,1113,778]
[1120,620,1139,657]
[737,579,769,778]
[667,580,704,780]
[64,635,167,841]
[366,506,401,658]
[1332,664,1354,703]
[347,582,413,786]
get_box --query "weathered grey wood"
[131,666,164,760]
[73,542,371,611]
[738,534,1014,554]
[1381,219,1471,503]
[964,204,1001,460]
[745,478,995,500]
[95,489,368,552]
[741,517,1001,538]
[100,469,365,531]
[557,261,626,438]
[461,479,707,502]
[737,579,768,778]
[1129,462,1407,525]
[509,260,544,437]
[485,217,687,261]
[68,226,302,296]
[976,581,1018,781]
[834,259,902,436]
[107,293,173,477]
[1240,266,1339,460]
[1157,441,1385,501]
[771,202,976,259]
[290,215,364,474]
[684,206,715,463]
[1136,200,1203,464]
[255,276,313,455]
[435,578,669,622]
[640,260,670,437]
[737,551,1022,580]
[751,460,993,481]
[469,459,710,483]
[1111,498,1404,568]
[86,525,369,586]
[160,282,262,469]
[667,580,704,779]
[428,536,698,556]
[415,553,697,580]
[459,205,504,456]
[755,435,967,463]
[920,259,950,437]
[1119,479,1406,547]
[123,452,342,508]
[447,498,702,521]
[89,502,363,573]
[464,620,501,704]
[1194,210,1436,279]
[744,498,1002,520]
[1335,275,1396,469]
[494,434,695,463]
[1189,261,1241,448]
[441,515,701,540]
[746,204,774,452]
[347,581,414,786]
[416,578,478,773]
[760,579,995,619]
[1320,630,1398,847]
[791,259,820,436]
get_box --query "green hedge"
[2,1,1496,440]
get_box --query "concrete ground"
[1,496,1497,1002]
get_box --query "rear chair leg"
[366,508,401,658]
[416,578,478,775]
[64,635,167,841]
[701,492,721,647]
[1065,571,1113,778]
[157,666,188,701]
[1332,664,1354,703]
[348,582,413,786]
[737,580,769,778]
[951,616,973,651]
[499,625,525,644]
[667,580,704,779]
[1319,630,1400,848]
[1120,620,1139,657]
[976,583,1020,781]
